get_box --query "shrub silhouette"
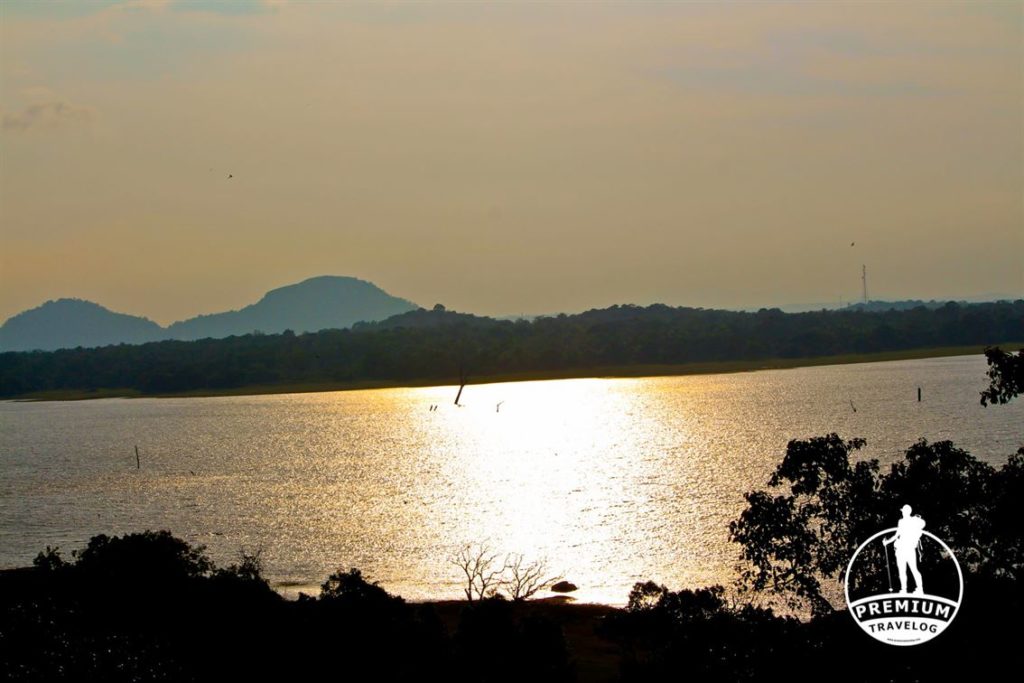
[454,596,572,682]
[74,530,213,584]
[601,582,801,681]
[320,567,401,605]
[2,532,578,681]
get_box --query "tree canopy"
[980,346,1024,405]
[729,435,1023,616]
[2,300,1021,397]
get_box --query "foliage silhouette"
[729,434,1023,616]
[600,582,802,681]
[3,531,280,682]
[318,566,406,615]
[980,346,1024,405]
[2,532,578,682]
[454,596,573,683]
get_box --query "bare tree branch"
[501,553,562,601]
[449,543,504,602]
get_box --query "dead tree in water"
[454,362,468,406]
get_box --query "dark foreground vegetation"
[1,352,1021,681]
[3,439,1020,682]
[1,300,1021,397]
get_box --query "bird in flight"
[850,242,855,247]
[227,174,233,179]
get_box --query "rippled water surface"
[1,355,1020,604]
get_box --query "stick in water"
[135,445,140,469]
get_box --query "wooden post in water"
[454,362,468,406]
[917,387,922,402]
[135,445,140,469]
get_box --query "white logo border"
[844,527,964,647]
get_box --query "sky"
[1,0,1021,325]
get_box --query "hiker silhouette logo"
[844,504,963,646]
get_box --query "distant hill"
[166,276,417,341]
[0,299,164,352]
[0,276,418,352]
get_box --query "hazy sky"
[1,1,1021,325]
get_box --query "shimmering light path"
[2,355,1019,604]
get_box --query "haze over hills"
[3,273,1019,354]
[0,299,165,352]
[164,276,418,342]
[0,276,418,352]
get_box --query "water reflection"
[0,355,1020,605]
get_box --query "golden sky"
[1,1,1021,324]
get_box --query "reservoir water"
[1,355,1020,604]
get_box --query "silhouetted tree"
[319,567,403,608]
[500,553,562,602]
[981,346,1024,405]
[217,545,265,583]
[2,531,284,682]
[729,434,1023,616]
[729,435,876,615]
[449,543,504,602]
[32,545,67,572]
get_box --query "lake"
[1,355,1020,605]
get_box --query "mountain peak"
[0,299,163,352]
[258,276,381,304]
[34,298,115,312]
[167,276,417,339]
[0,276,419,352]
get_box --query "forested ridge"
[1,300,1021,397]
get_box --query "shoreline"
[9,343,1015,402]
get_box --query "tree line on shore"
[1,299,1021,397]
